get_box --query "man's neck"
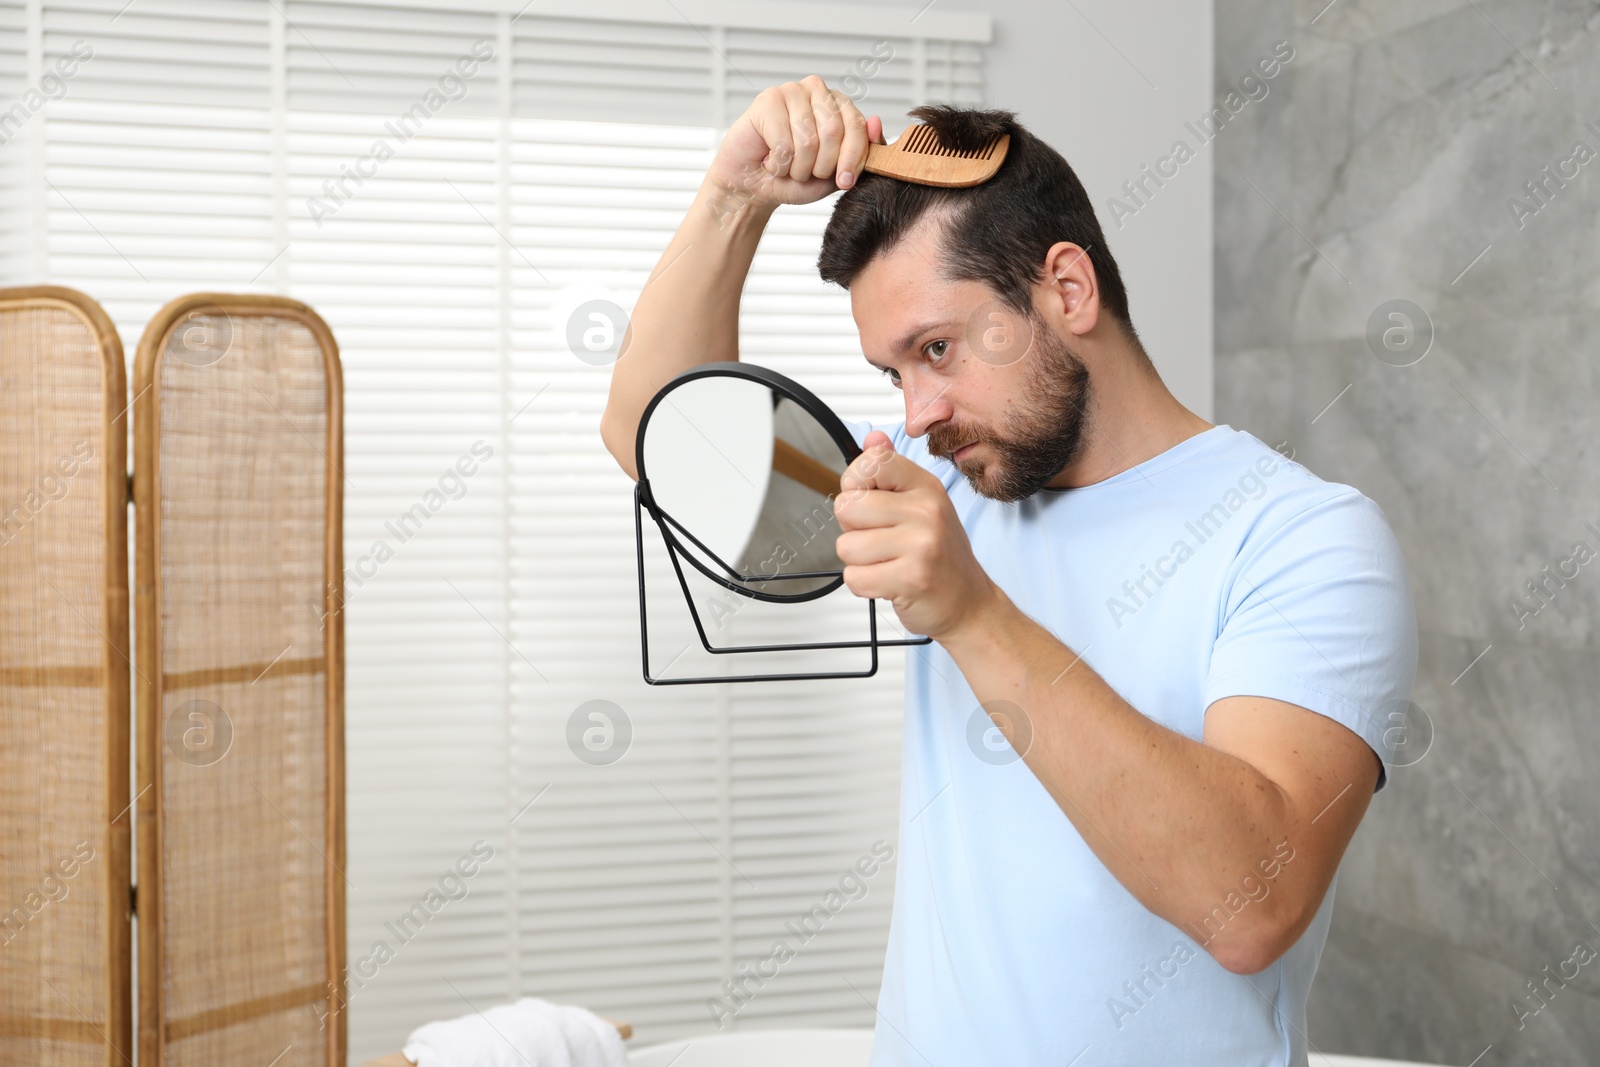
[1046,345,1214,491]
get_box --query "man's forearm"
[938,584,1344,971]
[600,173,776,478]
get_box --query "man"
[601,77,1417,1066]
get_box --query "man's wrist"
[701,169,775,232]
[937,579,1014,655]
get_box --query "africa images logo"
[1105,451,1288,629]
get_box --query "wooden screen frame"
[132,293,346,1067]
[0,285,132,1064]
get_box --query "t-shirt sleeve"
[840,416,906,453]
[1202,489,1419,791]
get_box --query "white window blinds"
[0,0,989,1058]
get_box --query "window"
[0,0,988,1055]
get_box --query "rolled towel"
[402,996,630,1067]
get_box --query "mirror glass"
[640,373,852,599]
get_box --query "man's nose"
[903,377,954,438]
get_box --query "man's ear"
[1046,242,1100,337]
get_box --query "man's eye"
[880,366,902,387]
[924,339,949,363]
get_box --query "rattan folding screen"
[0,287,345,1066]
[0,286,133,1066]
[133,294,346,1066]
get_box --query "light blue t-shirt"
[839,417,1418,1067]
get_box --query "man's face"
[850,220,1093,503]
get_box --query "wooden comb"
[860,124,1010,188]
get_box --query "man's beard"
[927,315,1093,503]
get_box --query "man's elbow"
[599,411,640,482]
[1203,899,1317,976]
[1208,933,1285,976]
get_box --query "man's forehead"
[853,276,988,368]
[851,216,951,296]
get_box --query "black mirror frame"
[633,361,932,685]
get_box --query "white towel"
[402,996,630,1067]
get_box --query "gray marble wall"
[1215,1,1600,1062]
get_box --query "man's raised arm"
[599,75,883,480]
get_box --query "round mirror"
[637,363,861,602]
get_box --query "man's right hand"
[707,75,886,213]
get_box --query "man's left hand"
[834,431,999,643]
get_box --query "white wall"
[871,0,1215,419]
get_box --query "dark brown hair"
[818,103,1139,346]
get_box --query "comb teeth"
[861,125,1010,187]
[902,124,1000,159]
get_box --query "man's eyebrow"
[865,318,961,371]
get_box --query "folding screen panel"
[0,286,132,1066]
[133,294,346,1066]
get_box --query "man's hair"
[818,103,1140,348]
